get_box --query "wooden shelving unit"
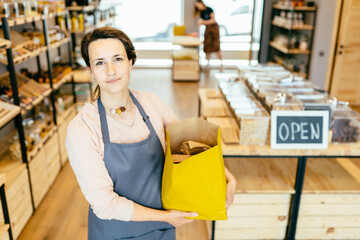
[0,44,47,65]
[273,4,317,11]
[0,102,20,129]
[268,3,317,78]
[0,6,77,240]
[270,41,310,54]
[271,21,314,30]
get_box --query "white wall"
[308,0,338,89]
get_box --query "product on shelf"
[9,112,54,156]
[331,109,360,143]
[0,72,50,108]
[237,107,270,145]
[276,0,306,7]
[218,76,270,145]
[55,94,74,115]
[21,63,72,84]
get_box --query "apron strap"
[129,91,156,135]
[97,91,157,144]
[97,97,111,143]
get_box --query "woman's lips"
[106,78,120,84]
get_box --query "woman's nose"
[106,62,116,75]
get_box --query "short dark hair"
[81,27,137,68]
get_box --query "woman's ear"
[129,59,133,70]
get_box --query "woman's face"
[88,38,133,95]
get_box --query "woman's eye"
[96,61,105,66]
[115,57,123,62]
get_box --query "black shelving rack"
[267,4,317,78]
[0,7,75,240]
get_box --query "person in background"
[65,27,236,240]
[194,0,223,71]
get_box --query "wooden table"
[198,88,360,240]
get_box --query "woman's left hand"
[197,19,204,26]
[224,167,236,210]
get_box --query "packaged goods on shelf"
[217,77,270,145]
[37,0,65,15]
[9,112,54,155]
[331,109,360,143]
[0,72,50,109]
[236,107,270,145]
[21,63,72,84]
[55,94,74,115]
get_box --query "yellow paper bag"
[161,118,227,220]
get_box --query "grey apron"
[88,92,175,240]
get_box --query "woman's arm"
[224,166,236,210]
[131,203,197,227]
[198,12,217,26]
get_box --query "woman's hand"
[225,167,236,210]
[164,210,198,227]
[197,19,204,26]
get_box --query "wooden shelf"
[225,157,296,194]
[0,44,47,65]
[0,223,9,239]
[57,104,76,126]
[269,41,310,54]
[0,15,41,27]
[67,5,95,12]
[48,38,71,50]
[303,158,360,194]
[0,11,67,27]
[27,126,57,163]
[0,101,21,129]
[53,72,73,90]
[0,153,26,187]
[271,21,314,30]
[71,26,94,34]
[40,72,73,91]
[0,39,11,51]
[273,4,316,11]
[95,17,115,28]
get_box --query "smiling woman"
[65,27,200,240]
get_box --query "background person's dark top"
[200,7,214,20]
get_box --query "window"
[114,0,182,42]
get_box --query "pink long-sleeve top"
[65,90,177,221]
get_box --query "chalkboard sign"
[271,111,329,149]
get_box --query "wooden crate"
[296,158,360,239]
[173,59,200,81]
[214,158,296,240]
[5,167,33,240]
[28,148,49,208]
[199,89,232,118]
[44,131,61,185]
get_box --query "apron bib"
[88,92,175,240]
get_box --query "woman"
[194,0,223,70]
[66,27,236,240]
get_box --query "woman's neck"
[100,89,131,109]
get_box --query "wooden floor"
[18,68,228,240]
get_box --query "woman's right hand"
[164,210,198,227]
